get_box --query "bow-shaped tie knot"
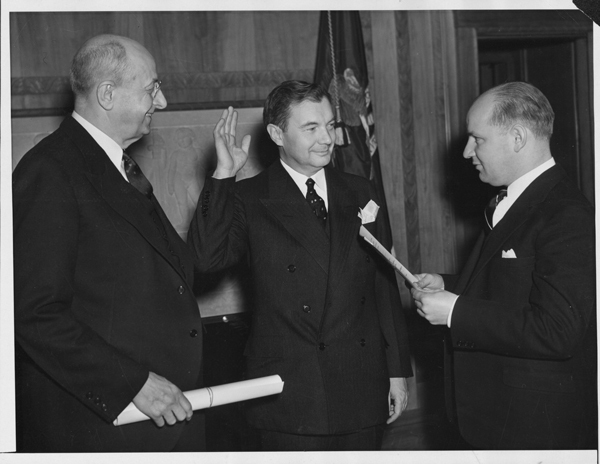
[484,188,507,231]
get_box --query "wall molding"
[11,69,315,116]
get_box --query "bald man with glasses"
[13,34,205,452]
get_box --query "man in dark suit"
[411,82,596,449]
[13,34,205,452]
[187,80,412,451]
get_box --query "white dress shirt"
[280,160,329,209]
[72,111,129,181]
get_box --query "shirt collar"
[506,157,556,200]
[280,160,327,190]
[280,159,328,207]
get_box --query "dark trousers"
[255,425,384,451]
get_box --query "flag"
[314,11,395,250]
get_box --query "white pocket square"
[502,249,517,258]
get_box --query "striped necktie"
[122,152,153,198]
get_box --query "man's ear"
[97,81,116,110]
[267,124,283,146]
[511,124,527,152]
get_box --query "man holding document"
[188,80,412,451]
[13,35,205,452]
[411,82,596,449]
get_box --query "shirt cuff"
[446,294,460,328]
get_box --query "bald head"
[70,34,146,100]
[69,34,166,148]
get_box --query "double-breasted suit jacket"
[443,164,596,449]
[188,161,412,435]
[13,116,204,452]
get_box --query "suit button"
[102,404,108,412]
[86,391,93,400]
[178,286,185,294]
[190,329,198,338]
[360,339,366,347]
[287,264,296,273]
[366,255,371,262]
[319,343,326,351]
[360,296,366,304]
[94,396,102,405]
[302,305,311,313]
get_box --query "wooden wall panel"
[10,11,319,114]
[255,11,319,71]
[373,10,464,283]
[371,11,411,307]
[408,11,457,275]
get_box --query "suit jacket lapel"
[62,117,188,281]
[460,165,565,293]
[261,162,330,274]
[326,167,361,283]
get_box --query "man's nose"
[153,89,167,110]
[463,138,475,159]
[321,126,333,144]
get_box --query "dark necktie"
[123,152,153,198]
[306,178,327,227]
[122,152,186,274]
[484,188,508,231]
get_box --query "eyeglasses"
[146,80,162,99]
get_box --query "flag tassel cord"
[326,11,349,149]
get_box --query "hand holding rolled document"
[358,200,418,286]
[114,375,284,426]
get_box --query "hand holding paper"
[358,201,418,285]
[114,375,284,426]
[132,371,193,427]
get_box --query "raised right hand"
[131,371,192,427]
[212,106,251,179]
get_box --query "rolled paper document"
[114,374,284,426]
[359,225,419,285]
